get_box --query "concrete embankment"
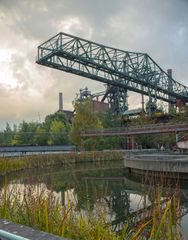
[0,219,69,240]
[124,151,188,177]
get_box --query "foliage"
[0,123,15,145]
[44,111,70,131]
[47,120,69,145]
[0,111,71,146]
[83,137,124,151]
[99,112,122,128]
[70,98,102,148]
[33,127,48,145]
[0,100,187,149]
[12,121,38,145]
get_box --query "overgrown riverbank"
[0,151,184,239]
[0,181,182,239]
[0,151,124,175]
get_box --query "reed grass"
[0,181,183,239]
[0,151,183,239]
[0,151,124,175]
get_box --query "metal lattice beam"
[36,32,188,103]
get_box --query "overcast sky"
[0,0,188,129]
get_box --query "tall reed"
[0,151,124,175]
[0,180,183,239]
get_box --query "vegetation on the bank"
[0,111,70,146]
[0,151,124,175]
[130,186,182,239]
[0,97,188,150]
[0,180,182,239]
[70,98,102,147]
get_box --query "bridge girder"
[36,32,188,105]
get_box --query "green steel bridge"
[36,32,188,113]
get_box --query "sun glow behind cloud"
[0,49,18,88]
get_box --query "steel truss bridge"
[36,32,188,114]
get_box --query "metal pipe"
[0,229,30,240]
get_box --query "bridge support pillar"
[131,136,135,150]
[126,135,130,149]
[126,135,136,149]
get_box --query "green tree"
[33,126,48,145]
[3,123,14,145]
[12,121,39,145]
[44,112,70,131]
[98,111,122,128]
[44,111,70,145]
[70,98,102,148]
[10,112,70,146]
[47,120,68,145]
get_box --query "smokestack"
[141,94,144,111]
[167,69,174,112]
[59,92,63,111]
[167,69,172,77]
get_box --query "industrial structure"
[57,92,73,122]
[76,87,109,113]
[36,32,188,115]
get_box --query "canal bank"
[0,156,186,239]
[124,152,188,178]
[0,151,124,176]
[0,219,68,240]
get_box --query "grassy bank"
[0,151,124,175]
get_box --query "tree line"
[0,111,70,146]
[1,97,187,150]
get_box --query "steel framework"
[80,123,188,137]
[36,32,188,108]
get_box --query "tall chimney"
[167,69,174,112]
[167,69,172,77]
[59,92,63,111]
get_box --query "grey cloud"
[0,0,124,41]
[0,0,188,127]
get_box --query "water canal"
[1,158,188,238]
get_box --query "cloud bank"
[0,0,188,128]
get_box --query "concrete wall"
[0,219,69,240]
[124,154,188,173]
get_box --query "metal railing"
[81,123,188,136]
[0,230,29,240]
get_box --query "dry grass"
[0,151,124,175]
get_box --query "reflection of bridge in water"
[111,198,188,232]
[2,162,188,234]
[81,175,188,232]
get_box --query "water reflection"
[1,160,188,237]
